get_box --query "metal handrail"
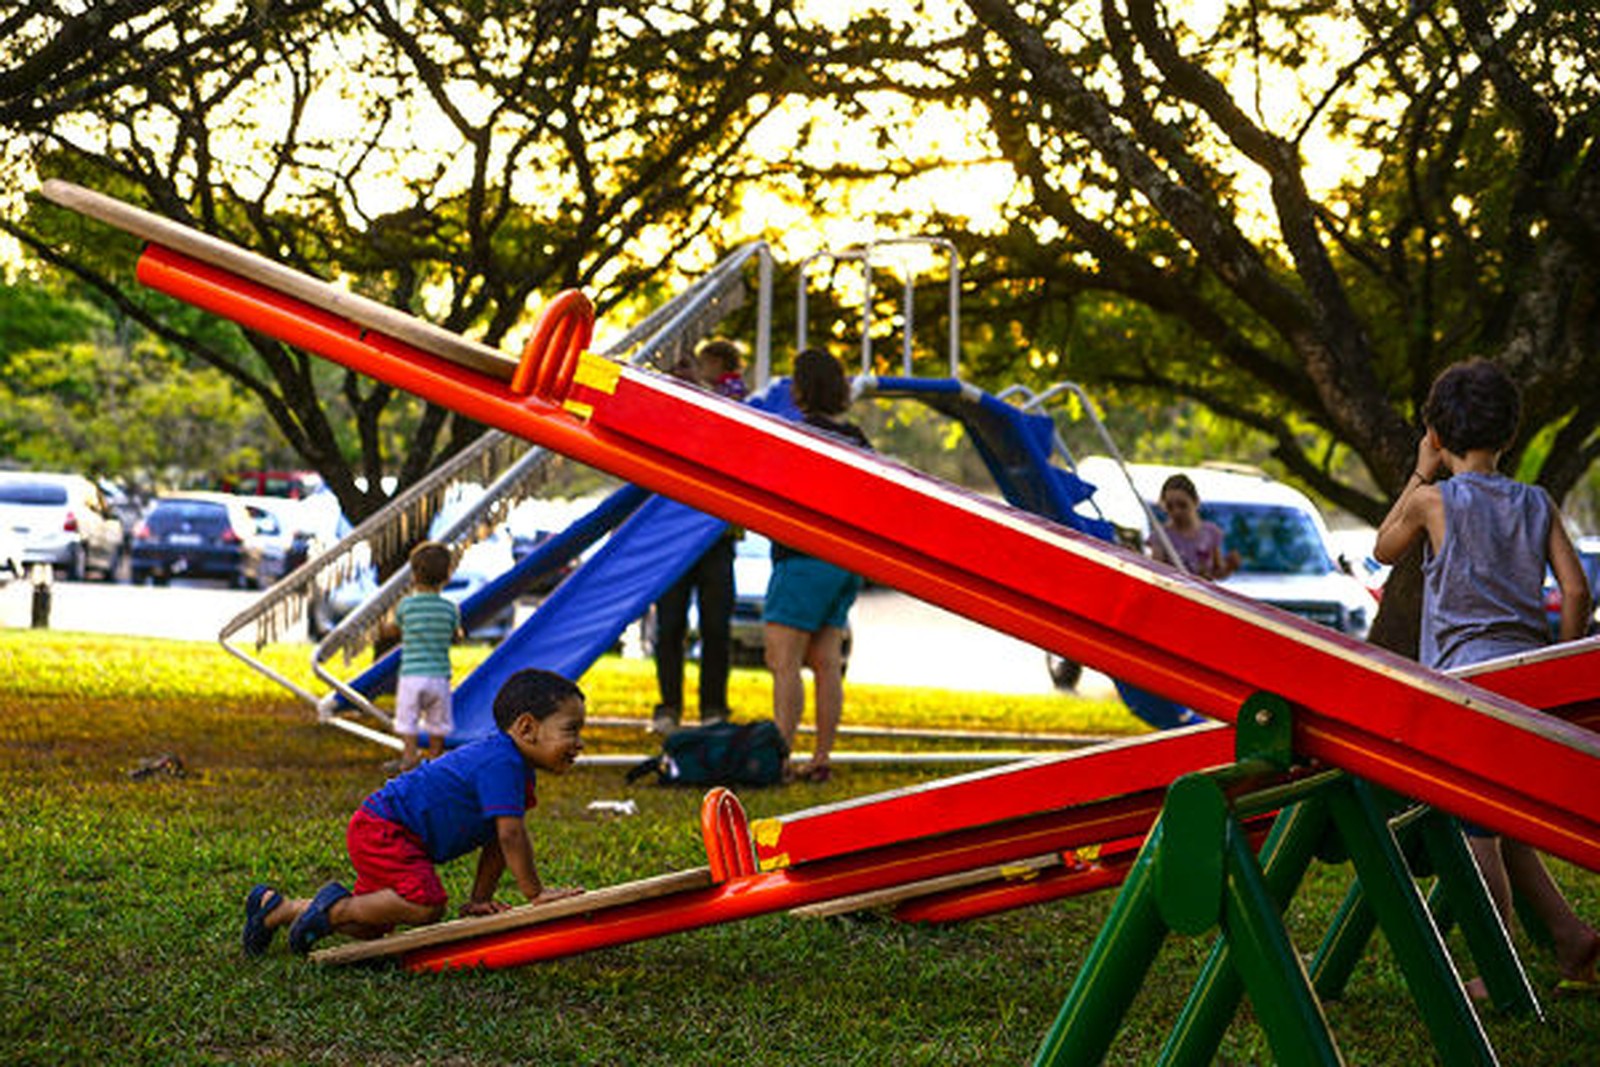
[995,380,1185,572]
[216,429,542,707]
[796,236,961,378]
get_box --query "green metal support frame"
[1032,693,1514,1067]
[1310,807,1541,1017]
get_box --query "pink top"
[1154,522,1226,577]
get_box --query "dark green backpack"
[626,720,789,787]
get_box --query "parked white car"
[0,523,24,584]
[232,494,328,582]
[1076,459,1377,638]
[0,471,125,581]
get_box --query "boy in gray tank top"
[1377,358,1598,1000]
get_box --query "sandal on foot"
[1554,937,1600,1000]
[288,881,350,956]
[799,762,832,784]
[242,884,284,957]
[1553,974,1600,1000]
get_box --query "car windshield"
[1203,502,1335,576]
[0,483,68,506]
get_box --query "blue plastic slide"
[868,377,1193,730]
[336,483,649,708]
[866,377,1116,540]
[450,494,730,741]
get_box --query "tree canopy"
[1,0,810,520]
[803,0,1599,523]
[3,1,1597,532]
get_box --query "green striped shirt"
[396,592,458,677]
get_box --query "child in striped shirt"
[391,540,463,771]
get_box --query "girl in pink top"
[1151,473,1239,580]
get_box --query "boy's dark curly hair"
[492,669,583,732]
[1422,359,1521,456]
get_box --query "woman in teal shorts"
[764,349,871,783]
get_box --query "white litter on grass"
[586,799,639,816]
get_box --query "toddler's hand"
[460,899,511,917]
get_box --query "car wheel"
[1047,653,1083,691]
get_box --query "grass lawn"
[2,630,1597,1065]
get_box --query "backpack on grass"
[626,720,789,787]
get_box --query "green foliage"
[0,274,109,364]
[1,631,1596,1064]
[0,273,300,480]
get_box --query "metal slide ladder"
[796,236,1174,563]
[219,241,774,744]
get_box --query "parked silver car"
[0,471,125,580]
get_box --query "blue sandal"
[242,884,283,957]
[288,881,351,955]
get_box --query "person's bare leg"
[425,734,446,761]
[804,627,846,770]
[264,888,443,941]
[329,889,444,939]
[1464,835,1514,1002]
[1469,836,1514,925]
[1501,839,1600,979]
[764,622,810,746]
[397,733,419,770]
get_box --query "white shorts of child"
[394,675,454,737]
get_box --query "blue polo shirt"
[361,731,536,863]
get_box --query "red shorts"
[346,808,448,911]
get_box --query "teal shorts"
[763,555,861,632]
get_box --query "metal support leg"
[1415,809,1541,1017]
[1219,817,1345,1066]
[1310,880,1376,1001]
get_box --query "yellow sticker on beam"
[573,352,621,395]
[563,400,594,420]
[999,864,1042,882]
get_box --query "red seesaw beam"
[752,640,1600,871]
[43,180,1600,873]
[311,641,1600,969]
[317,740,1230,970]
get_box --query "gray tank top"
[1420,472,1552,670]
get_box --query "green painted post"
[1219,819,1344,1067]
[1033,822,1173,1067]
[1326,780,1499,1066]
[1161,799,1332,1066]
[1310,797,1439,1000]
[1309,881,1375,1000]
[1415,809,1541,1017]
